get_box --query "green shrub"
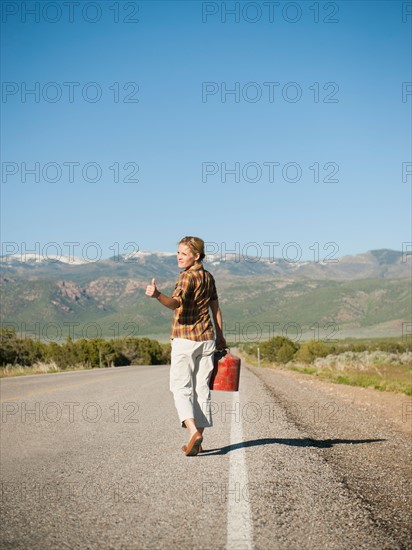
[260,336,299,364]
[0,327,48,366]
[0,329,171,369]
[295,340,331,363]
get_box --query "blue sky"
[1,0,411,261]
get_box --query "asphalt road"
[1,360,411,550]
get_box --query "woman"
[145,236,226,456]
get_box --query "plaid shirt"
[170,262,218,341]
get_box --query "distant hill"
[1,249,410,341]
[1,248,410,280]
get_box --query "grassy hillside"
[1,273,410,341]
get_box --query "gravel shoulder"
[240,356,412,549]
[246,361,412,435]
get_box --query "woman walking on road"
[145,236,226,456]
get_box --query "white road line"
[226,391,254,550]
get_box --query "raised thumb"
[152,278,156,286]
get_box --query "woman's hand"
[145,278,160,299]
[216,334,227,350]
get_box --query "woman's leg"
[193,340,216,430]
[170,339,213,454]
[170,338,206,439]
[183,417,199,437]
[170,339,198,431]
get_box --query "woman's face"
[177,243,199,269]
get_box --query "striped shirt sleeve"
[171,271,194,306]
[209,274,218,301]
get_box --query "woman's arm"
[145,278,180,310]
[156,292,180,310]
[210,299,226,348]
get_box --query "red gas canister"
[209,349,241,391]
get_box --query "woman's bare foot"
[181,421,205,455]
[183,431,203,456]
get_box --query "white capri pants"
[170,338,216,428]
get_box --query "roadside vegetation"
[0,328,171,377]
[240,336,412,395]
[2,327,410,394]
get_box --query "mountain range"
[1,249,411,341]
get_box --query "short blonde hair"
[178,236,205,261]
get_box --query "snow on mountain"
[0,254,89,265]
[122,250,175,260]
[0,248,409,281]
